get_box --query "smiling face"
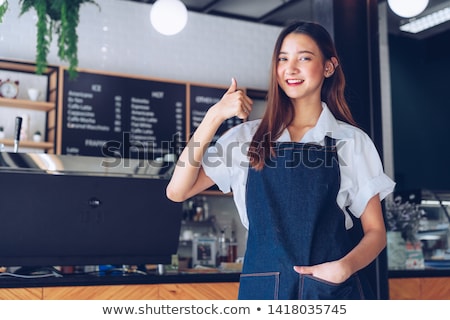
[276,33,331,106]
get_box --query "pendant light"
[150,0,188,36]
[387,0,429,18]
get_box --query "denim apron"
[238,137,373,300]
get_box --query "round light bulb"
[387,0,429,18]
[150,0,188,36]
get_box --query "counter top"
[0,268,240,289]
[389,268,450,278]
[2,265,449,289]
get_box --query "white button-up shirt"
[202,102,395,230]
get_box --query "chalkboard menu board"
[189,85,243,143]
[61,70,186,159]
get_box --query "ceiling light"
[399,7,450,33]
[150,0,188,36]
[388,0,429,18]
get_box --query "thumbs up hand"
[212,78,253,121]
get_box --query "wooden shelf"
[0,59,58,75]
[0,138,54,150]
[0,97,55,112]
[1,59,59,154]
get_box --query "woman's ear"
[324,57,339,78]
[330,57,339,69]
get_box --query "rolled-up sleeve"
[201,122,256,229]
[202,141,233,193]
[338,132,395,220]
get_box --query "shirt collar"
[278,102,344,143]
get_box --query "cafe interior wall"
[0,0,282,259]
[0,0,280,89]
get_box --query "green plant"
[0,0,8,23]
[385,195,425,243]
[19,0,99,79]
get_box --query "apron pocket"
[299,274,364,300]
[239,272,280,300]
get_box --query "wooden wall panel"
[421,277,450,300]
[0,288,42,300]
[389,277,450,300]
[42,283,239,300]
[389,278,421,300]
[43,285,159,300]
[7,279,448,300]
[158,283,239,300]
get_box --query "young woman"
[167,21,395,300]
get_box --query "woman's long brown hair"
[248,21,357,170]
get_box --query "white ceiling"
[130,0,450,40]
[141,0,312,24]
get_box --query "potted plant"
[18,0,100,79]
[385,194,426,269]
[33,130,42,142]
[385,194,425,243]
[0,0,8,23]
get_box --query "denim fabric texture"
[238,137,372,300]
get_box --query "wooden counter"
[388,277,450,300]
[388,268,450,300]
[0,283,240,300]
[2,269,449,300]
[0,270,240,300]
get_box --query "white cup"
[33,133,42,142]
[27,88,40,101]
